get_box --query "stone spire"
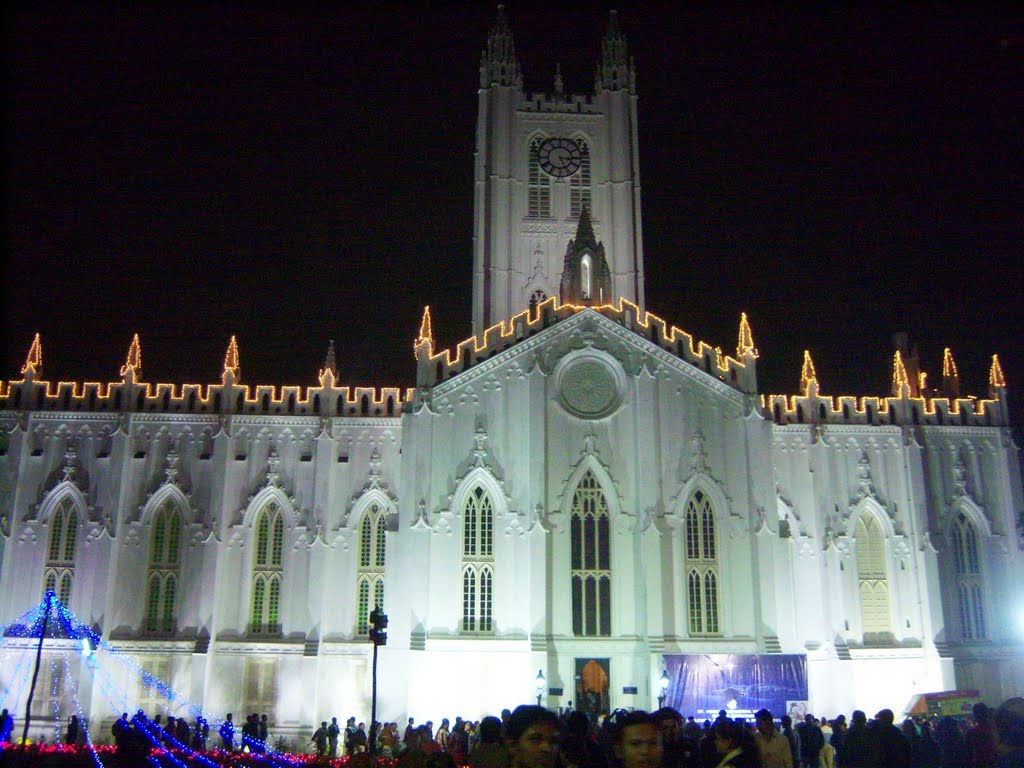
[120,334,142,380]
[480,5,522,88]
[322,340,337,378]
[21,333,42,377]
[559,206,611,307]
[737,313,757,359]
[417,306,434,350]
[989,354,1006,395]
[222,336,240,383]
[554,63,564,96]
[942,347,960,399]
[596,10,636,93]
[892,350,910,397]
[800,350,818,396]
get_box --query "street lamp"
[535,669,546,706]
[658,669,670,709]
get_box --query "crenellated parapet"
[415,297,756,393]
[1,335,411,418]
[520,92,602,114]
[764,349,1007,427]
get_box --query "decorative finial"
[554,63,564,95]
[596,9,635,93]
[942,348,960,398]
[223,336,240,381]
[893,350,910,396]
[800,350,818,396]
[322,340,337,379]
[737,313,757,358]
[417,306,434,350]
[21,333,42,376]
[574,205,597,248]
[120,334,142,379]
[480,4,522,88]
[989,354,1006,389]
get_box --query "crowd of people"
[311,697,1023,768]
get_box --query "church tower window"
[250,501,285,635]
[461,486,494,633]
[684,490,720,635]
[528,138,552,218]
[144,499,182,634]
[569,139,591,217]
[855,512,892,637]
[356,503,387,636]
[43,497,78,605]
[951,512,986,640]
[581,255,592,300]
[570,470,611,636]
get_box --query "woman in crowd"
[711,717,758,768]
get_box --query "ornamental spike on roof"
[21,332,42,375]
[800,350,818,396]
[417,306,434,348]
[737,313,757,359]
[223,336,241,381]
[893,350,910,395]
[990,354,1006,388]
[120,334,142,379]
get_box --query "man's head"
[875,709,895,727]
[506,705,559,768]
[610,711,661,768]
[651,707,682,741]
[322,721,328,727]
[851,710,867,727]
[349,717,356,726]
[994,697,1024,753]
[973,702,991,725]
[804,714,815,725]
[332,717,338,724]
[755,709,774,737]
[408,717,415,725]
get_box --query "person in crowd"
[820,719,835,768]
[651,707,695,768]
[967,703,999,768]
[220,713,235,751]
[450,718,471,765]
[175,715,190,747]
[838,710,878,768]
[797,714,825,768]
[112,712,130,751]
[506,705,559,768]
[683,716,702,741]
[710,717,757,768]
[325,716,339,757]
[754,709,793,768]
[936,715,969,767]
[606,710,661,768]
[992,697,1024,767]
[380,722,398,759]
[829,715,846,759]
[869,709,910,768]
[241,713,258,749]
[62,714,80,746]
[437,718,452,752]
[915,720,941,767]
[470,715,510,768]
[899,719,919,767]
[406,717,417,745]
[354,721,369,753]
[781,715,801,768]
[193,717,209,751]
[312,721,330,756]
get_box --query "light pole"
[658,669,670,709]
[535,670,546,707]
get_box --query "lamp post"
[658,669,670,709]
[535,670,546,707]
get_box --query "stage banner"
[663,654,807,721]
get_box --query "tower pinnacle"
[892,350,910,396]
[416,306,435,351]
[120,334,142,379]
[596,10,636,93]
[480,5,522,88]
[21,333,42,376]
[942,347,960,398]
[560,206,611,307]
[737,313,758,359]
[223,336,240,383]
[989,354,1006,390]
[800,350,818,396]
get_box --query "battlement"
[417,297,753,391]
[0,377,411,419]
[520,92,601,114]
[764,392,1004,428]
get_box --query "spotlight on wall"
[535,669,546,707]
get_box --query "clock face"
[538,137,583,178]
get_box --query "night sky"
[4,6,1021,424]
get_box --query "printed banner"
[663,654,808,721]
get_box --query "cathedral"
[1,9,1022,739]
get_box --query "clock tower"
[472,7,646,335]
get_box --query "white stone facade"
[1,10,1022,740]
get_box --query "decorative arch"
[946,497,992,539]
[40,489,83,605]
[672,474,732,528]
[38,482,88,525]
[139,484,195,527]
[450,467,510,522]
[846,497,896,539]
[560,454,623,523]
[241,486,299,530]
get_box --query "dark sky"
[4,6,1022,421]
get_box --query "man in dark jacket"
[838,710,879,768]
[795,714,824,767]
[869,709,910,768]
[993,697,1024,768]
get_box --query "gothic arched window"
[569,139,591,217]
[684,490,720,635]
[250,501,285,635]
[528,138,552,218]
[581,254,592,300]
[144,499,183,634]
[951,512,986,640]
[571,470,611,636]
[356,503,387,636]
[43,497,78,605]
[855,511,892,637]
[462,486,494,633]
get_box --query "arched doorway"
[575,658,609,722]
